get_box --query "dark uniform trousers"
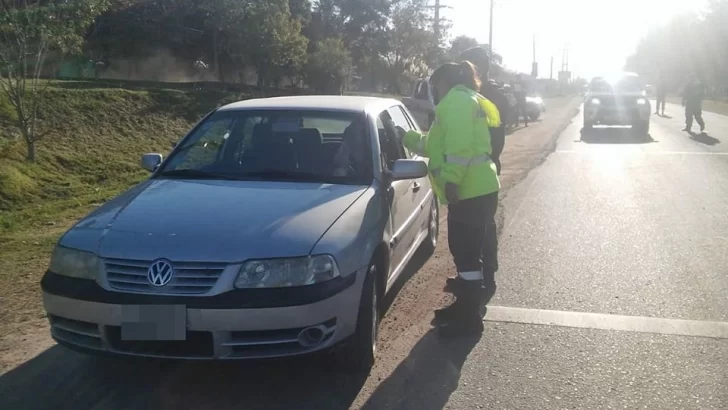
[685,104,705,130]
[447,192,499,283]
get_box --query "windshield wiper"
[157,169,240,180]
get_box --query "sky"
[444,0,709,80]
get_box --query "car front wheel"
[336,262,379,372]
[633,120,650,136]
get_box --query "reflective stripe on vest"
[444,154,491,167]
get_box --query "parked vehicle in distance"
[583,72,651,135]
[526,95,546,121]
[402,77,435,130]
[40,96,439,371]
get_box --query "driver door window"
[377,111,407,170]
[387,106,417,158]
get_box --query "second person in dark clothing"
[682,77,706,133]
[459,47,505,299]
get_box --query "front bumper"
[41,268,365,360]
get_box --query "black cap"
[459,47,490,72]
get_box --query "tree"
[239,0,308,88]
[306,37,352,93]
[448,35,479,61]
[0,0,110,162]
[381,0,434,93]
[625,2,728,93]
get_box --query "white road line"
[554,150,728,155]
[484,306,728,340]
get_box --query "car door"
[377,110,417,278]
[388,105,432,251]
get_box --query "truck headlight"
[49,246,100,280]
[590,98,600,105]
[235,255,341,289]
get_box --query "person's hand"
[445,183,459,204]
[394,125,407,140]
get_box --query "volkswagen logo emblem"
[147,259,175,287]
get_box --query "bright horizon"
[444,0,709,80]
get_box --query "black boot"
[435,281,484,337]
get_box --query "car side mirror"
[141,153,163,172]
[390,159,427,181]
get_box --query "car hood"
[61,179,369,262]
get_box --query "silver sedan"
[40,96,438,371]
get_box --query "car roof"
[217,95,402,114]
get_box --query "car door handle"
[412,182,421,193]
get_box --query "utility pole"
[531,32,538,78]
[427,0,450,51]
[550,56,554,80]
[488,0,494,72]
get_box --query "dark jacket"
[682,82,704,108]
[481,82,508,174]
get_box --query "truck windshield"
[158,110,372,185]
[590,75,644,93]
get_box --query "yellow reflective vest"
[404,85,501,206]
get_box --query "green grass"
[0,82,248,328]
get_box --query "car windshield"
[158,109,372,185]
[589,75,644,93]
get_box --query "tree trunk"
[26,139,36,162]
[213,29,221,82]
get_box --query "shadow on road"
[689,131,720,146]
[0,346,368,410]
[579,127,656,144]
[360,329,481,410]
[656,113,673,119]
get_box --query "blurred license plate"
[121,305,186,341]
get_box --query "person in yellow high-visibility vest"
[400,61,501,336]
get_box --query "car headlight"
[235,255,341,289]
[49,246,100,280]
[590,98,600,105]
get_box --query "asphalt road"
[2,101,726,409]
[441,102,728,409]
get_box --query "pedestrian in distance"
[655,73,667,116]
[459,46,505,299]
[512,75,529,127]
[682,75,706,133]
[398,61,501,337]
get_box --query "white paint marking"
[554,150,728,156]
[484,306,728,340]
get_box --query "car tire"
[583,118,594,131]
[633,120,650,136]
[420,195,439,255]
[336,263,379,372]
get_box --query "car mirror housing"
[390,159,428,181]
[141,153,163,172]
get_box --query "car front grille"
[105,258,227,295]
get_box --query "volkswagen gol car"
[583,72,651,135]
[41,96,439,370]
